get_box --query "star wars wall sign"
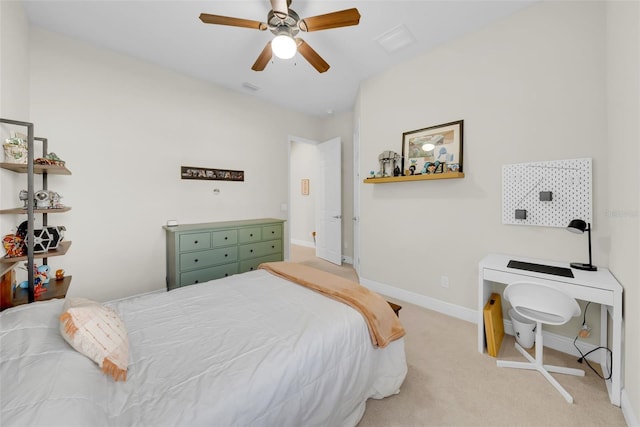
[181,166,244,182]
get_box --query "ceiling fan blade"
[295,39,330,73]
[199,13,267,31]
[251,41,273,71]
[270,0,289,19]
[299,8,360,32]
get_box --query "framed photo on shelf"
[401,120,463,175]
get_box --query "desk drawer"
[239,240,282,260]
[212,230,238,247]
[179,232,211,251]
[180,263,239,286]
[180,247,238,271]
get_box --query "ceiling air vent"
[242,82,260,92]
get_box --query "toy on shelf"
[2,233,25,258]
[35,152,65,166]
[18,189,65,209]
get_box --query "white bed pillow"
[59,297,129,381]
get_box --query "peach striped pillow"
[59,297,128,381]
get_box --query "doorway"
[288,135,342,265]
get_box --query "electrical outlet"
[440,276,449,288]
[579,324,591,338]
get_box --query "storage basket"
[3,143,28,164]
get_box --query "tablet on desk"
[507,260,574,278]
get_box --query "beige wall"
[24,27,324,301]
[606,0,640,421]
[357,0,636,418]
[358,1,608,308]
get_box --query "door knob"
[332,215,342,219]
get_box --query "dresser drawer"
[179,232,211,251]
[238,227,262,243]
[262,224,282,240]
[239,240,282,259]
[212,230,238,247]
[239,254,282,273]
[180,247,238,271]
[165,219,285,291]
[180,263,239,286]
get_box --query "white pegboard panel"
[502,158,592,228]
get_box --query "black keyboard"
[507,260,574,278]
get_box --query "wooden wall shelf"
[10,275,72,307]
[363,172,465,183]
[0,206,71,215]
[0,241,72,264]
[0,162,71,175]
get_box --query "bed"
[0,263,407,426]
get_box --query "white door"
[316,137,342,265]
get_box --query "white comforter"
[1,269,407,426]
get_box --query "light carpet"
[289,245,626,427]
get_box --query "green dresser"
[164,218,285,291]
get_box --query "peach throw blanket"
[259,262,405,348]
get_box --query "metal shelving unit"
[0,118,72,306]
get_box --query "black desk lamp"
[566,219,597,271]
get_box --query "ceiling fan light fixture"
[272,33,297,59]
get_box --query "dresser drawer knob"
[195,280,199,283]
[224,273,228,277]
[250,267,254,270]
[271,231,275,234]
[250,233,253,237]
[271,245,275,249]
[194,240,198,244]
[225,253,228,257]
[225,236,228,240]
[250,249,253,253]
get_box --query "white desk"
[478,253,623,406]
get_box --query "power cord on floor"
[573,302,612,381]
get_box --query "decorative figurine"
[37,265,50,285]
[422,161,443,174]
[19,190,29,208]
[2,233,25,258]
[56,269,65,280]
[35,190,50,209]
[378,150,401,177]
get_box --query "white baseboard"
[622,389,639,427]
[291,239,315,248]
[359,277,476,323]
[342,255,353,265]
[360,276,601,363]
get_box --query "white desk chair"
[497,281,585,403]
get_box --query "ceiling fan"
[199,0,361,73]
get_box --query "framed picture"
[301,179,310,195]
[401,120,463,175]
[180,166,244,182]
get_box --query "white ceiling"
[22,0,536,117]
